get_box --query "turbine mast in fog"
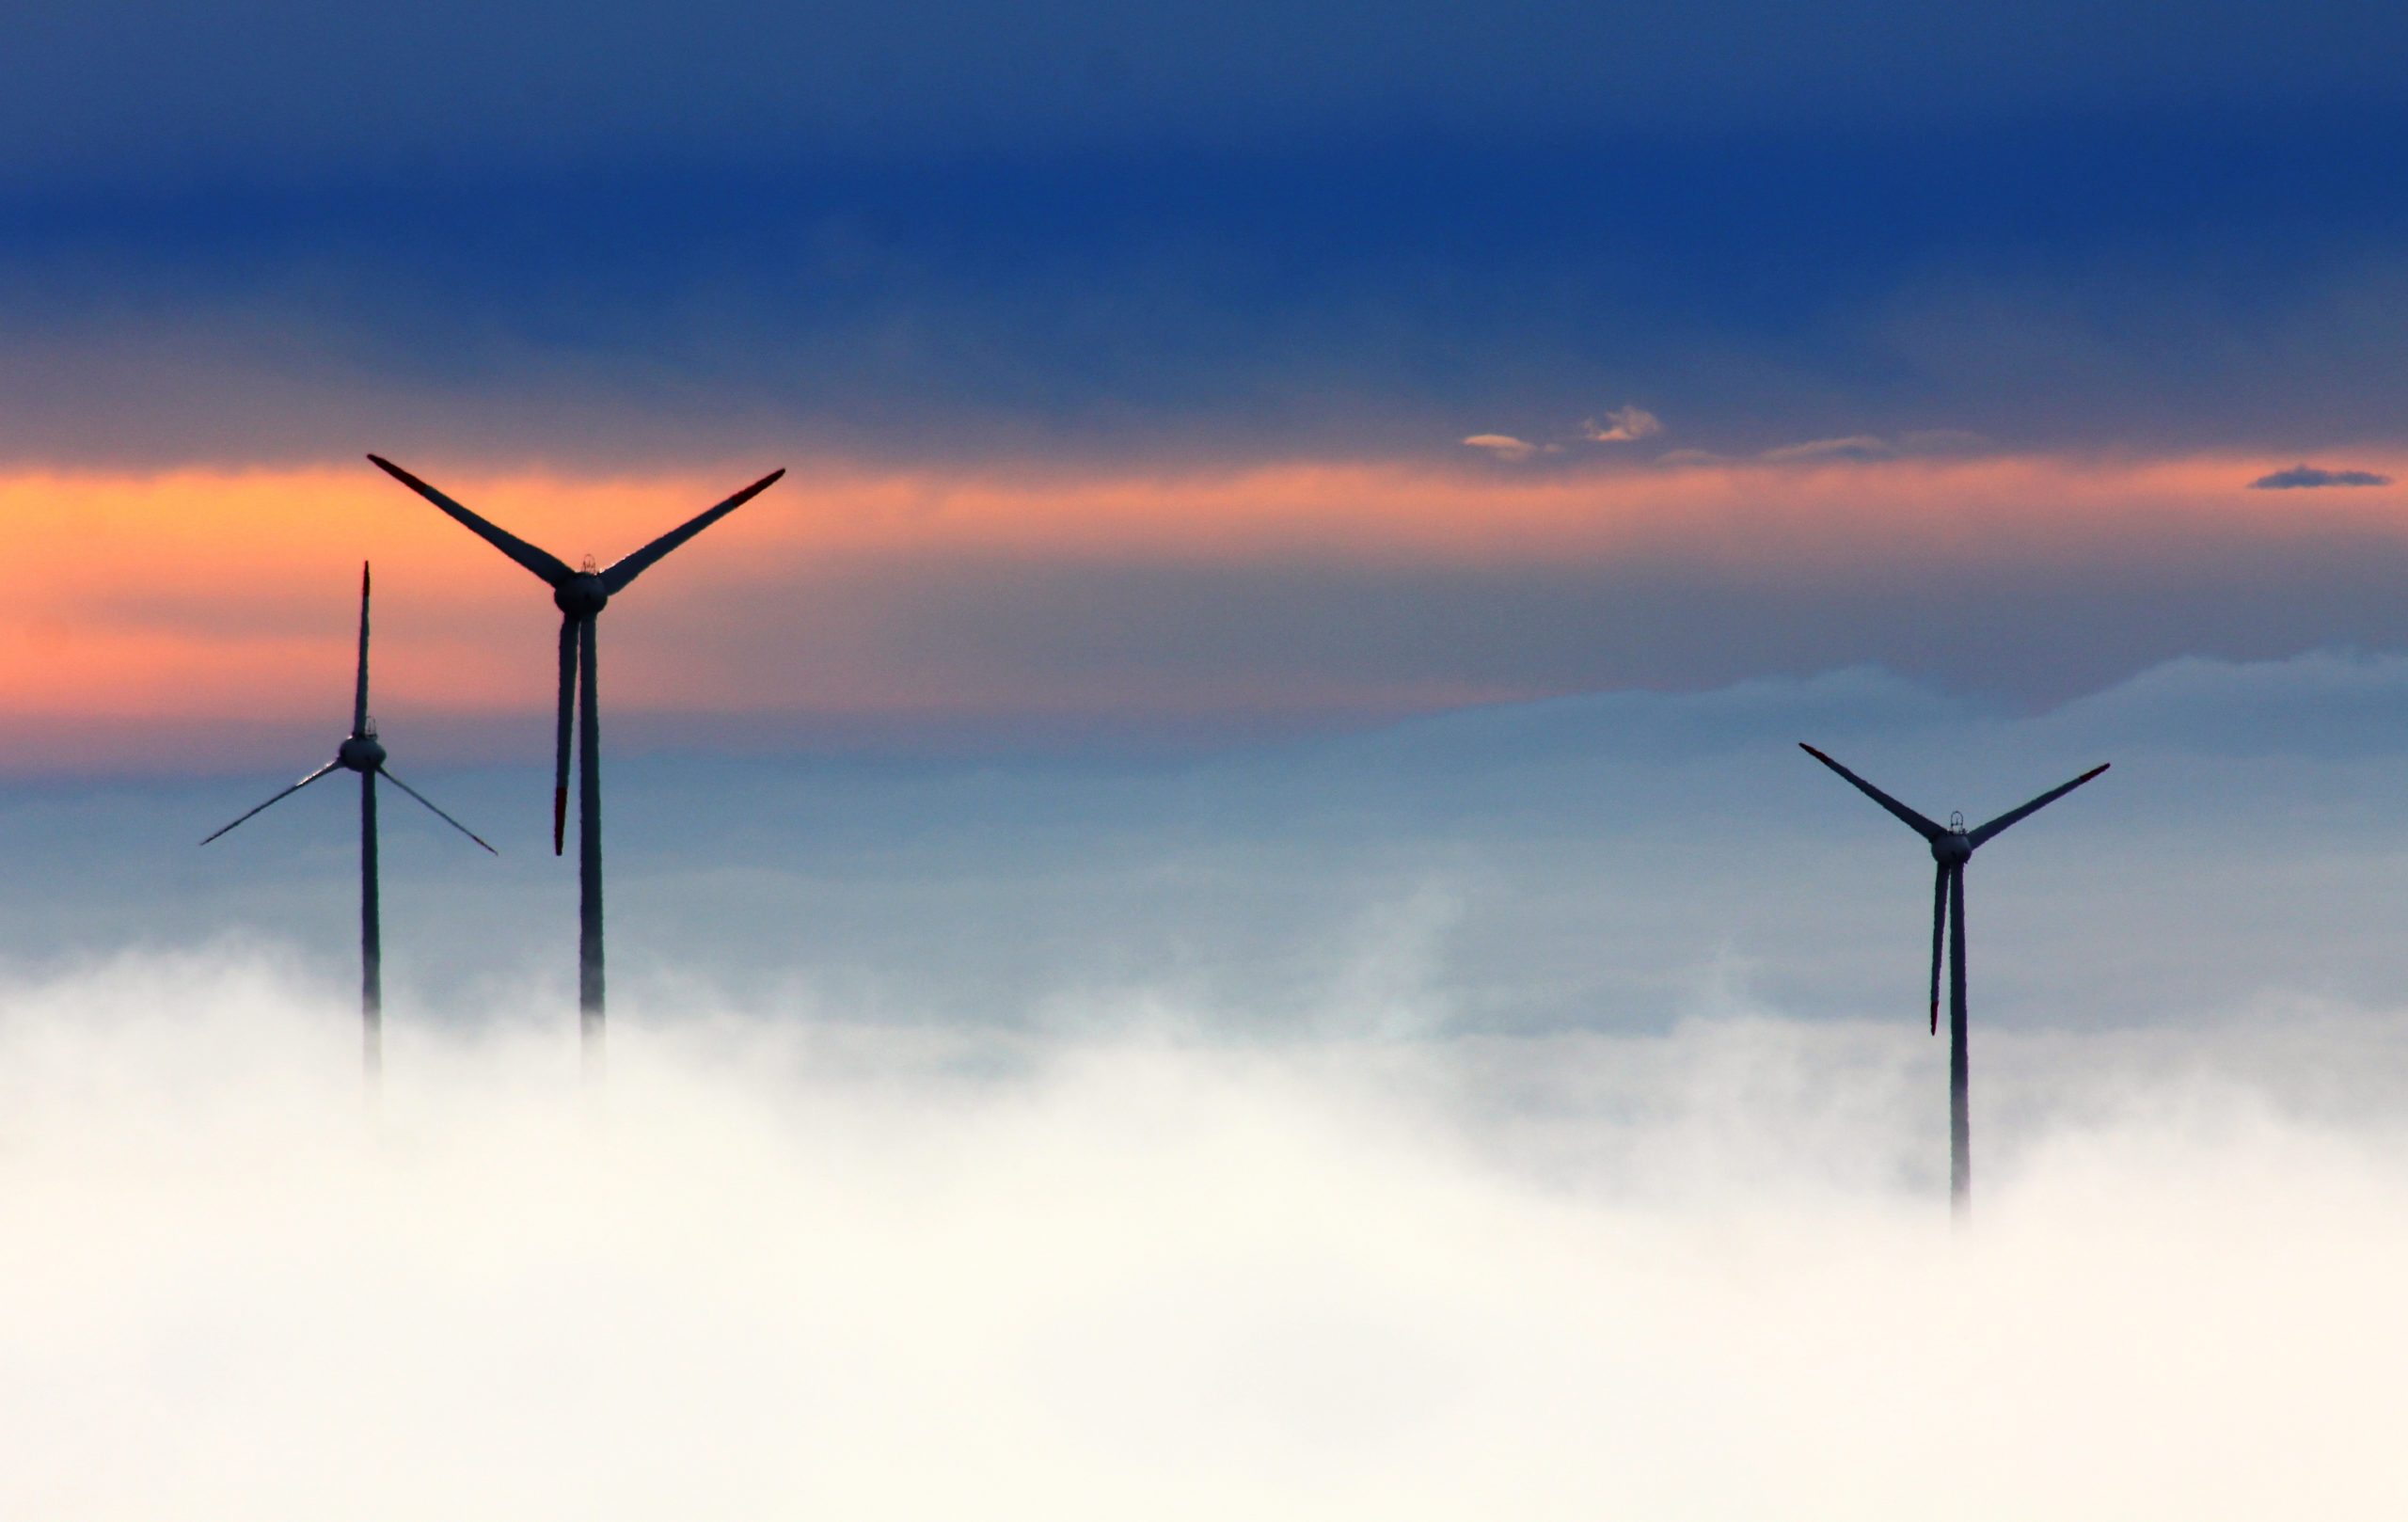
[1798,744,2108,1219]
[203,563,496,1086]
[367,454,784,1075]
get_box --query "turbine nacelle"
[200,563,496,861]
[552,572,609,619]
[1930,828,1972,865]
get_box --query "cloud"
[2250,463,2394,489]
[1469,407,1663,460]
[1581,405,1664,444]
[7,959,2408,1517]
[1748,430,1988,466]
[1759,434,1898,463]
[1461,433,1543,462]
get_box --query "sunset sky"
[0,0,2396,1049]
[4,0,2405,767]
[11,8,2408,1516]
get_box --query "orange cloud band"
[0,450,2396,749]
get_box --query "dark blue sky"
[9,0,2398,179]
[2,0,2403,466]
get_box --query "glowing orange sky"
[0,449,2399,763]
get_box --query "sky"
[2,0,2407,753]
[9,4,2408,1514]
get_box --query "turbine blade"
[200,762,341,845]
[353,561,372,736]
[377,766,499,854]
[1949,861,1968,1022]
[366,455,576,587]
[1968,763,2111,848]
[555,614,578,856]
[1798,744,1945,842]
[1930,861,1948,1036]
[598,468,784,595]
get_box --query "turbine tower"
[203,563,496,1085]
[366,454,784,1072]
[1798,744,2108,1219]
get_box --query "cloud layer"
[4,959,2406,1518]
[6,449,2408,762]
[13,646,2408,1515]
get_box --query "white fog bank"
[4,957,2404,1520]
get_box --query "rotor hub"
[553,572,609,618]
[337,735,387,772]
[1931,831,1972,865]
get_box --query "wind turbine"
[203,563,495,1085]
[366,454,784,1071]
[1798,744,2108,1218]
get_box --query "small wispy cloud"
[1582,405,1664,444]
[1462,433,1543,462]
[1658,429,1988,468]
[1466,404,1663,462]
[2249,464,2394,490]
[1474,420,1990,471]
[1759,435,1895,464]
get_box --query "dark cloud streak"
[2250,463,2394,489]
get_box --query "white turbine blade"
[367,455,576,587]
[377,767,499,854]
[201,762,341,845]
[598,468,784,595]
[1968,763,2110,848]
[1798,743,1945,842]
